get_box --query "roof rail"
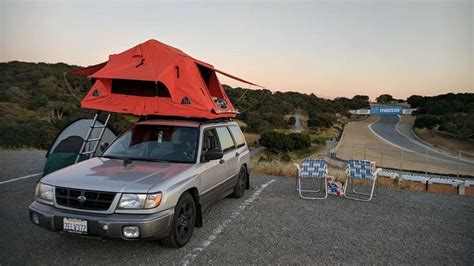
[139,115,234,124]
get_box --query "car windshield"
[102,124,199,163]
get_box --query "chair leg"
[298,177,327,200]
[295,175,299,191]
[344,176,377,202]
[352,178,378,197]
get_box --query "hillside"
[0,61,369,149]
[408,94,474,140]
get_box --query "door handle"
[219,159,225,164]
[235,152,240,157]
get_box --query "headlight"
[35,183,54,205]
[118,193,162,209]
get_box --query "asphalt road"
[1,151,473,264]
[292,112,303,133]
[0,150,46,182]
[370,116,474,169]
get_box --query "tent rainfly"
[69,39,263,119]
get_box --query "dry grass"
[249,152,348,180]
[243,132,260,148]
[234,119,248,128]
[250,158,297,178]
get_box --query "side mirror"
[204,149,223,162]
[100,142,109,152]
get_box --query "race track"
[370,116,474,169]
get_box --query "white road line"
[395,118,462,162]
[180,178,276,266]
[0,173,42,185]
[368,122,413,152]
[395,115,435,151]
[369,120,471,166]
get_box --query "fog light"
[122,226,140,239]
[31,213,40,225]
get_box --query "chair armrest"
[294,163,301,176]
[373,168,382,179]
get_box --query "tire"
[160,192,196,248]
[231,166,247,198]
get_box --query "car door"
[199,128,228,197]
[215,126,239,180]
[227,124,249,172]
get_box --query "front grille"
[55,187,116,211]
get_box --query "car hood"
[41,157,193,193]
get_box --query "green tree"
[376,94,394,104]
[414,115,440,130]
[307,112,336,129]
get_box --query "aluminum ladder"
[75,112,111,163]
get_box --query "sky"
[1,0,472,100]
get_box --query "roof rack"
[140,115,234,124]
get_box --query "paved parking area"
[0,150,45,182]
[0,151,473,264]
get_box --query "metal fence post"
[364,147,367,160]
[380,147,384,167]
[400,150,404,174]
[457,151,461,178]
[425,148,428,178]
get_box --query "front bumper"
[29,201,173,240]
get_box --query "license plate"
[63,217,88,234]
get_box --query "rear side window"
[228,125,246,147]
[216,127,235,152]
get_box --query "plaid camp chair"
[294,158,329,199]
[344,160,381,201]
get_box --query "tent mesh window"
[197,65,224,99]
[111,79,171,97]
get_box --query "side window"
[202,129,220,152]
[216,127,235,152]
[228,125,246,147]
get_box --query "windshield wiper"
[101,155,128,160]
[128,157,170,163]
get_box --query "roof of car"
[135,119,236,128]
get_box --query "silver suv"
[29,119,250,247]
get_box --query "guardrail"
[325,140,474,178]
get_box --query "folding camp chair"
[294,158,329,200]
[344,160,381,202]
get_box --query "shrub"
[280,153,291,162]
[287,116,296,126]
[312,135,330,145]
[414,115,440,130]
[259,131,311,152]
[308,112,336,129]
[439,113,474,139]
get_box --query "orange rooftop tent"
[69,39,263,119]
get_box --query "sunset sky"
[1,0,472,100]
